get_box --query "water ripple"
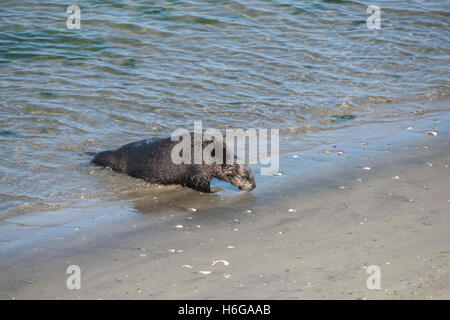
[0,0,448,218]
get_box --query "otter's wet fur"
[89,134,256,193]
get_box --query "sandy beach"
[1,112,449,300]
[2,0,450,303]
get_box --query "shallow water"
[0,0,449,219]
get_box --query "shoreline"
[0,111,449,299]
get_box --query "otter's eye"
[211,149,215,157]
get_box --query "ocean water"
[0,0,449,219]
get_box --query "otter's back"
[92,137,187,184]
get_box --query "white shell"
[199,271,211,275]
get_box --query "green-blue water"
[0,0,449,218]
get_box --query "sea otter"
[89,133,256,193]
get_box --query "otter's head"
[215,162,256,192]
[200,135,256,192]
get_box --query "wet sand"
[0,114,449,299]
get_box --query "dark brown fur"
[90,134,256,193]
